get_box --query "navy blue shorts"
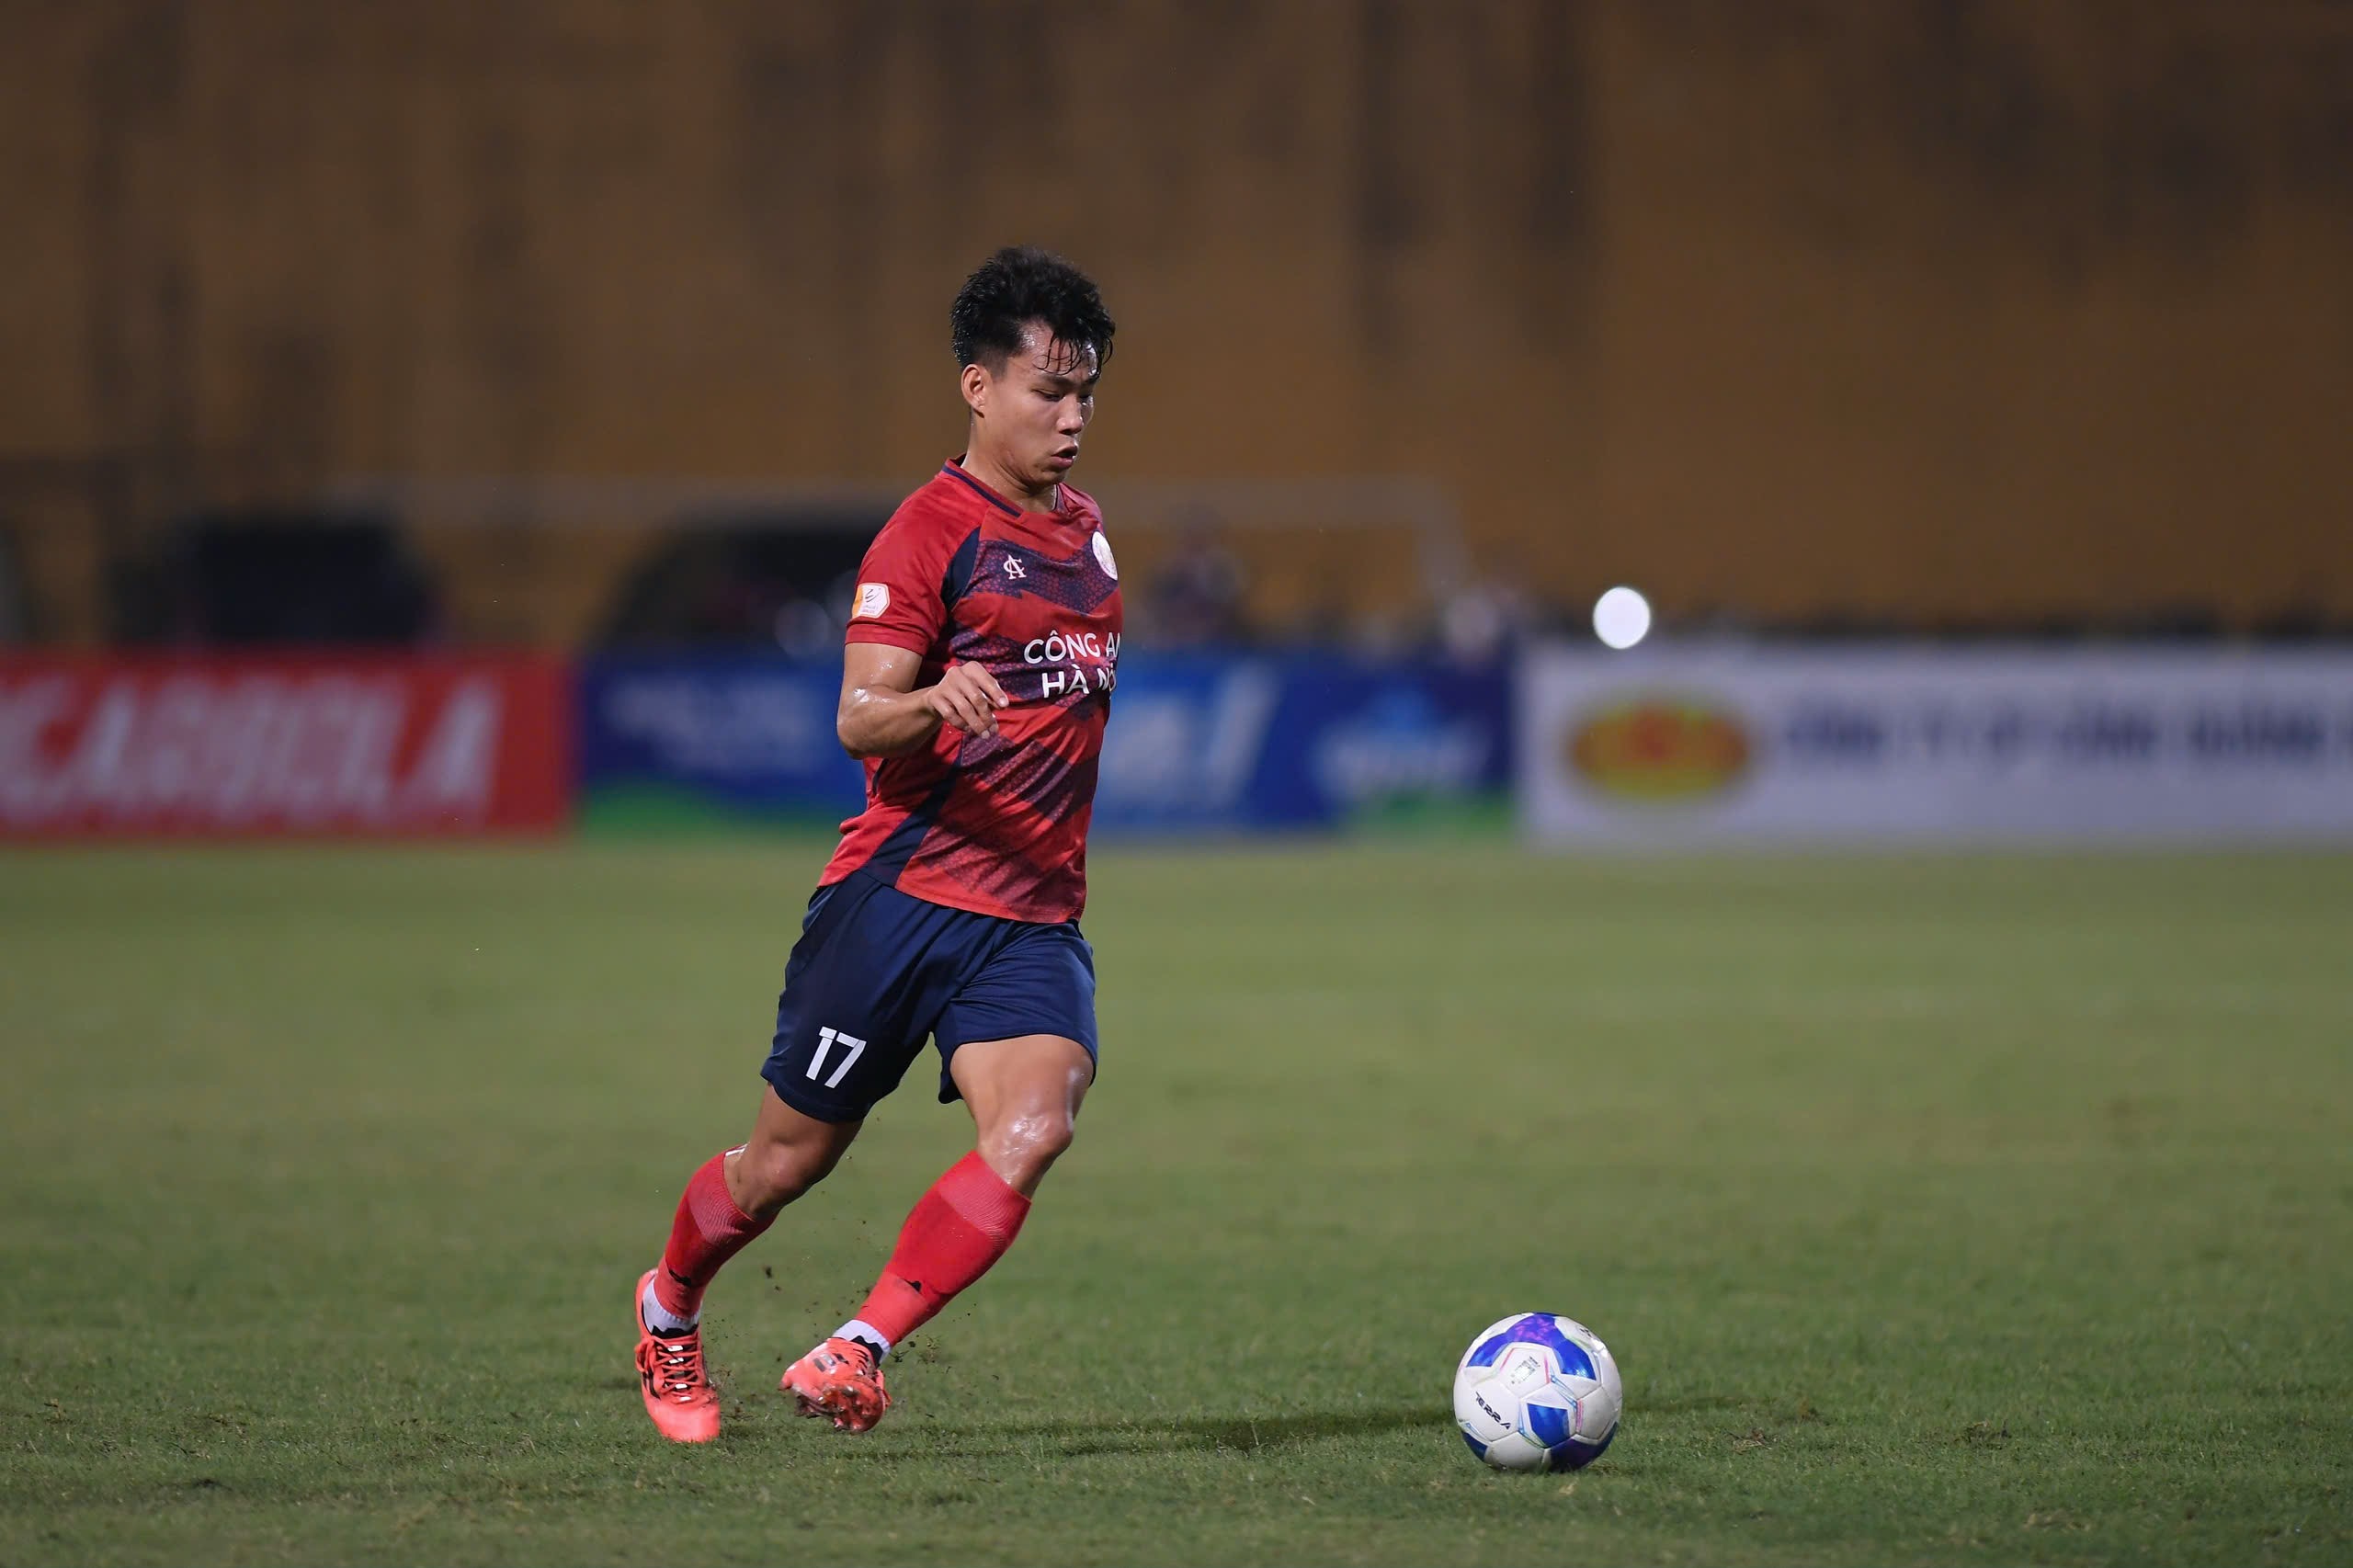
[760,871,1099,1123]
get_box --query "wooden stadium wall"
[3,1,2348,642]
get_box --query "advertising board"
[0,654,571,837]
[1094,653,1511,834]
[579,652,1513,836]
[1518,645,2353,845]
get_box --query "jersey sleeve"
[845,506,972,655]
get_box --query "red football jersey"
[820,460,1123,922]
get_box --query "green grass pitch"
[3,843,2348,1565]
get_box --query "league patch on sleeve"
[853,583,891,619]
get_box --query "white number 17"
[806,1026,868,1089]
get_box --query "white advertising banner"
[1517,645,2353,845]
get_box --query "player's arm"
[836,642,1009,758]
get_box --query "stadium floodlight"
[1593,586,1652,650]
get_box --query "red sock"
[853,1151,1032,1346]
[652,1151,772,1320]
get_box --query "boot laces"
[649,1335,707,1402]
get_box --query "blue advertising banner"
[578,652,1512,835]
[1093,653,1513,834]
[577,656,866,830]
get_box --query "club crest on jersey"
[1092,530,1119,580]
[853,583,890,619]
[1003,557,1028,580]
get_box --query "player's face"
[968,321,1100,494]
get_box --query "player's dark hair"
[950,246,1115,377]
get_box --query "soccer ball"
[1453,1312,1623,1471]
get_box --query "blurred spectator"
[0,526,26,643]
[1438,556,1538,664]
[1148,518,1247,647]
[113,515,441,647]
[773,590,844,659]
[598,518,873,650]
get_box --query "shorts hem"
[933,1021,1101,1058]
[931,1028,1100,1105]
[761,1064,871,1125]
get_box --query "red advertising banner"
[0,654,572,837]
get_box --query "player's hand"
[923,661,1009,737]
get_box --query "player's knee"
[988,1108,1074,1185]
[1027,1113,1076,1164]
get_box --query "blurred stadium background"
[4,0,2347,848]
[6,7,2353,1564]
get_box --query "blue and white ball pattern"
[1452,1312,1623,1471]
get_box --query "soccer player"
[631,247,1122,1443]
